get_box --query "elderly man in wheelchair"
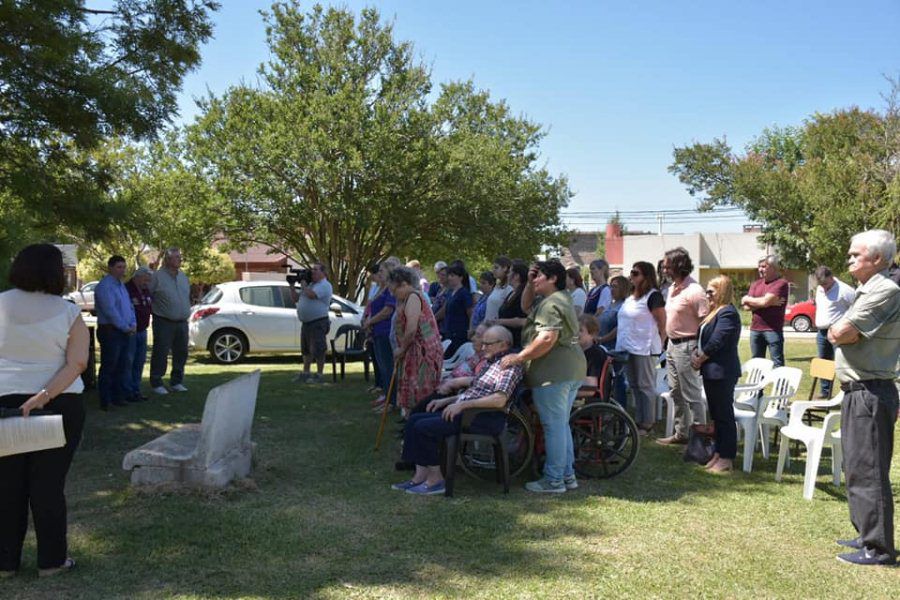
[391,325,523,496]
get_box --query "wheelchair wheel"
[459,405,534,481]
[569,401,639,479]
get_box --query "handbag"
[682,423,716,464]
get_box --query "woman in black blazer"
[691,276,741,473]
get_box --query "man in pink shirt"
[658,248,709,445]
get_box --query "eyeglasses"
[482,340,504,347]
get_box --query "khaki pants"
[666,339,707,438]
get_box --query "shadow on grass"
[0,356,873,598]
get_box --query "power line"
[561,207,743,217]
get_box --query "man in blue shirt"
[94,255,137,411]
[290,262,333,383]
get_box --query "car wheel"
[792,315,812,333]
[209,330,248,364]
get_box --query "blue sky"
[175,1,900,233]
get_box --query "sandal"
[39,557,75,577]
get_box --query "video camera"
[286,267,312,286]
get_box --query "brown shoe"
[656,434,688,446]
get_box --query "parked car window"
[201,286,223,305]
[239,286,283,308]
[83,282,98,292]
[279,285,297,309]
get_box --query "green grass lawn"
[4,340,899,599]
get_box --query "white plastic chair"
[654,357,673,434]
[442,342,475,373]
[775,392,843,499]
[734,366,802,473]
[733,358,774,411]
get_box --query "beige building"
[563,227,811,302]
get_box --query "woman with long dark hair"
[495,260,530,348]
[566,266,587,317]
[0,244,89,577]
[616,261,666,434]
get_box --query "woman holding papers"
[0,244,89,578]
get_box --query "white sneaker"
[171,384,188,392]
[152,386,169,395]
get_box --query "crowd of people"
[364,232,898,567]
[0,227,897,576]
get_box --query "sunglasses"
[629,270,641,276]
[705,289,715,295]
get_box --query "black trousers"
[0,393,85,571]
[703,376,739,459]
[840,380,898,559]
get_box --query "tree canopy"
[0,0,218,281]
[189,2,570,297]
[669,81,900,273]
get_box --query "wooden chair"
[803,358,836,426]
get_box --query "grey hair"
[485,325,513,346]
[851,229,896,267]
[381,256,403,272]
[387,266,421,291]
[758,254,779,269]
[164,247,181,259]
[133,266,153,277]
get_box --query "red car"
[784,300,816,332]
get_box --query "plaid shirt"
[457,351,523,404]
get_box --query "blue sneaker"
[406,481,446,495]
[391,479,422,491]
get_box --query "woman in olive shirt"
[501,260,586,493]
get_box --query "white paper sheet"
[0,415,66,457]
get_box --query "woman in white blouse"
[566,266,587,317]
[616,261,667,434]
[0,244,89,578]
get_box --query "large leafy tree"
[189,2,569,297]
[669,81,900,272]
[70,132,230,279]
[0,0,218,280]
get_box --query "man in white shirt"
[814,265,856,398]
[485,256,513,321]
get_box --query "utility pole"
[657,213,664,235]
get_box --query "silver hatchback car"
[188,280,363,364]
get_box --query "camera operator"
[290,262,333,384]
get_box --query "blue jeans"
[749,329,784,368]
[532,380,580,483]
[97,326,131,407]
[125,330,148,395]
[372,335,395,402]
[815,329,835,396]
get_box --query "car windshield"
[200,286,223,305]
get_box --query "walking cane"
[374,363,401,451]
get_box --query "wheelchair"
[458,347,639,482]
